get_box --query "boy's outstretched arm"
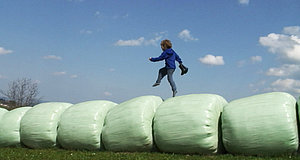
[149,51,167,62]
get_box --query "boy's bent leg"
[155,67,167,84]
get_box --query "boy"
[149,39,186,97]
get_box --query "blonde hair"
[160,39,172,51]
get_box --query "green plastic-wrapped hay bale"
[0,107,8,145]
[102,96,163,152]
[153,94,227,154]
[0,108,7,120]
[57,100,117,150]
[20,102,72,148]
[297,96,300,108]
[222,92,298,155]
[0,107,31,147]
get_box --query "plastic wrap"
[222,92,298,155]
[0,107,31,147]
[20,102,72,148]
[153,94,227,154]
[102,96,162,151]
[0,108,7,120]
[57,100,117,150]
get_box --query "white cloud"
[251,56,262,63]
[249,80,266,93]
[70,74,78,78]
[271,78,300,93]
[260,26,300,95]
[115,34,164,47]
[52,71,79,79]
[145,36,163,46]
[109,68,116,72]
[0,47,13,55]
[123,14,129,18]
[238,0,250,5]
[104,91,112,96]
[178,29,198,41]
[53,71,66,76]
[259,29,300,62]
[43,55,62,60]
[95,11,101,17]
[34,80,41,84]
[237,56,262,67]
[283,26,300,37]
[199,54,225,66]
[113,13,129,19]
[115,37,145,46]
[67,0,84,2]
[0,75,7,79]
[237,60,246,67]
[266,64,300,77]
[80,29,93,34]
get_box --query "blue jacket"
[150,48,182,69]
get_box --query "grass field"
[0,147,299,160]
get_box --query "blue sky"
[0,0,300,104]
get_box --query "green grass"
[0,147,299,160]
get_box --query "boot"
[152,83,160,87]
[179,64,188,75]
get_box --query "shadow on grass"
[0,147,300,160]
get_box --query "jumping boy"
[149,39,186,97]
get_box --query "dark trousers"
[156,67,177,92]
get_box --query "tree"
[0,78,41,108]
